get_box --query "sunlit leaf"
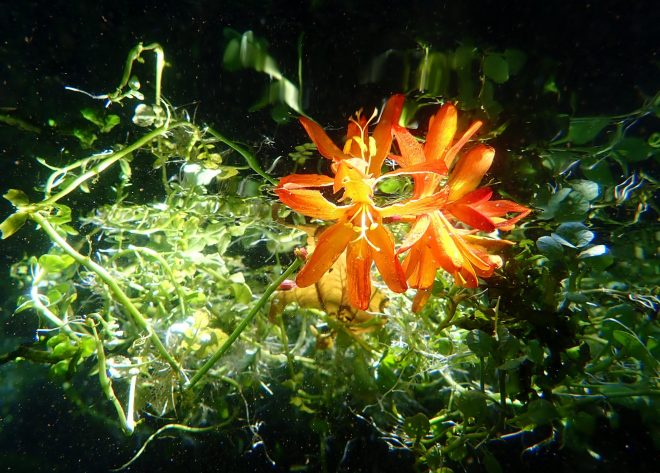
[38,254,76,273]
[102,114,121,133]
[4,189,29,207]
[578,244,608,258]
[81,108,104,127]
[0,212,27,239]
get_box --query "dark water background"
[0,1,657,471]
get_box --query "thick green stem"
[31,213,183,377]
[186,257,302,389]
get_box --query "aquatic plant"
[1,37,658,473]
[275,97,530,312]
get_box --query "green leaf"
[648,132,660,148]
[229,272,253,305]
[483,449,503,473]
[4,189,30,207]
[578,244,608,258]
[566,116,610,145]
[612,330,654,365]
[568,179,600,201]
[455,390,488,419]
[483,54,509,83]
[581,158,615,186]
[403,413,430,439]
[0,212,27,239]
[481,80,503,117]
[614,137,651,162]
[102,114,121,133]
[417,51,449,95]
[52,340,79,358]
[38,254,76,273]
[525,340,545,365]
[47,334,69,349]
[524,399,559,426]
[467,329,496,357]
[503,49,526,75]
[81,108,104,127]
[497,355,527,371]
[536,235,564,259]
[50,359,71,378]
[540,186,591,222]
[553,222,594,248]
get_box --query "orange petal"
[378,190,448,218]
[278,173,335,189]
[403,241,438,290]
[367,223,407,293]
[473,200,532,230]
[454,237,496,274]
[424,103,457,162]
[346,237,373,310]
[445,203,496,232]
[412,288,432,313]
[463,234,515,250]
[369,94,405,176]
[444,120,483,169]
[296,221,355,287]
[299,117,351,161]
[454,187,493,205]
[429,215,464,269]
[447,144,494,201]
[275,187,347,220]
[379,158,447,179]
[393,125,426,166]
[398,214,431,254]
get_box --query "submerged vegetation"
[1,35,658,472]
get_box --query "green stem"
[31,213,183,377]
[89,319,131,434]
[41,125,174,206]
[186,257,302,389]
[110,42,165,106]
[205,126,277,185]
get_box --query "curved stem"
[204,126,277,185]
[186,257,302,390]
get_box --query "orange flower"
[392,103,531,311]
[276,95,445,309]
